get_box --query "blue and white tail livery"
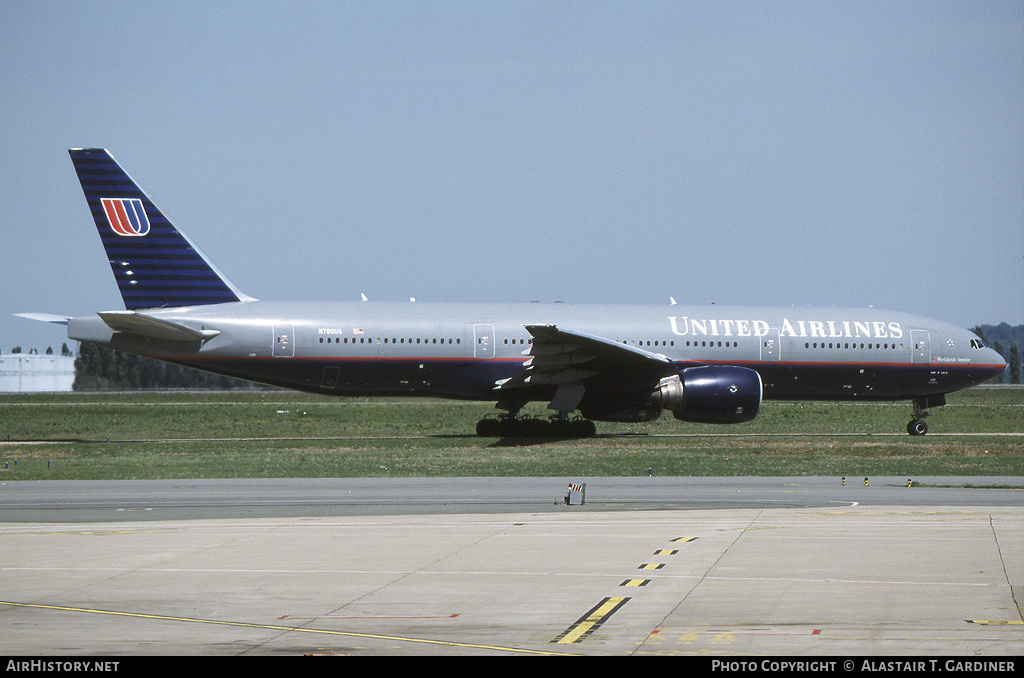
[69,148,253,310]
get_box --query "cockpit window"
[970,338,987,350]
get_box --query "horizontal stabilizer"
[98,311,220,342]
[14,312,71,326]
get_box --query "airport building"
[0,354,75,392]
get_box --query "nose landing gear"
[907,395,944,436]
[907,417,928,436]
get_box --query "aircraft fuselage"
[67,300,1004,405]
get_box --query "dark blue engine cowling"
[654,365,762,424]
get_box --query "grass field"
[1,388,1021,480]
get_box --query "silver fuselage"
[67,300,1006,403]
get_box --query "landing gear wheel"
[572,419,597,438]
[476,417,500,437]
[907,397,934,436]
[475,414,596,438]
[518,417,549,437]
[549,416,596,438]
[907,419,928,436]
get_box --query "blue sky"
[3,1,1022,353]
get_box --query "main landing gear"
[475,414,597,438]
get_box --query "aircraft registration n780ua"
[19,149,1007,437]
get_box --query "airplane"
[18,148,1007,438]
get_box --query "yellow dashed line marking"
[552,596,630,644]
[555,534,699,644]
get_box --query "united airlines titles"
[668,316,904,340]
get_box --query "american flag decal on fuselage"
[101,198,150,236]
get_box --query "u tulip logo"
[101,198,151,236]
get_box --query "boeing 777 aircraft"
[19,149,1007,437]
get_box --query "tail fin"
[69,148,252,310]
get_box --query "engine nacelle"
[653,365,762,424]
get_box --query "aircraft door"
[273,324,295,357]
[760,328,780,362]
[474,324,494,359]
[320,366,340,389]
[911,330,930,364]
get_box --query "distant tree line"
[4,343,74,356]
[72,343,266,391]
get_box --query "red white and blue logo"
[101,198,151,237]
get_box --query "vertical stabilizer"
[69,148,252,310]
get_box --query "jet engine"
[652,365,762,424]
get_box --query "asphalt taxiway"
[1,477,1021,655]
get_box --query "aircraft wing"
[497,324,673,412]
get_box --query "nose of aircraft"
[957,327,1008,385]
[987,346,1008,375]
